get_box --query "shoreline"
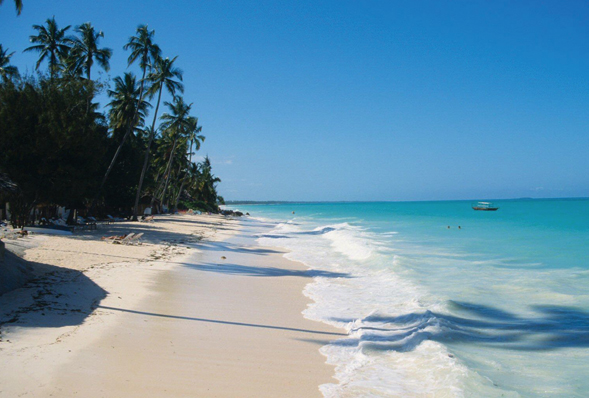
[0,214,342,397]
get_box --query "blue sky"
[2,1,588,201]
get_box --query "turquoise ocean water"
[232,199,589,397]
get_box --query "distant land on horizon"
[225,197,589,205]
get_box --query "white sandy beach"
[0,214,343,397]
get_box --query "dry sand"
[0,214,343,397]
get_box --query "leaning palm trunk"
[150,170,167,209]
[173,139,193,211]
[172,169,186,211]
[149,142,177,211]
[149,165,172,211]
[158,137,178,210]
[173,178,187,212]
[91,125,133,212]
[91,68,147,214]
[132,81,163,220]
[170,154,185,211]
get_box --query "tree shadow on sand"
[0,251,107,335]
[188,262,351,279]
[195,240,285,255]
[326,300,589,352]
[98,305,347,337]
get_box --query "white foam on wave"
[322,223,374,261]
[251,210,589,397]
[255,218,504,397]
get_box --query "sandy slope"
[0,214,343,397]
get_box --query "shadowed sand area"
[0,215,343,397]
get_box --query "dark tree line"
[0,18,224,228]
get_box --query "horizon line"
[224,196,589,205]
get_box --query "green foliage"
[102,130,145,211]
[107,73,150,131]
[178,199,218,213]
[0,44,19,81]
[0,77,107,226]
[146,56,183,100]
[124,24,161,71]
[67,22,112,80]
[0,19,224,223]
[24,17,71,78]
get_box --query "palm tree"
[157,134,188,210]
[92,28,161,216]
[67,22,112,80]
[59,51,84,79]
[172,116,204,210]
[91,72,150,212]
[149,131,175,210]
[124,25,162,220]
[107,73,150,131]
[24,17,71,79]
[133,55,183,218]
[157,97,192,208]
[183,161,202,198]
[0,0,22,15]
[124,24,161,76]
[195,156,221,205]
[0,44,19,81]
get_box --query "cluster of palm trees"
[1,17,223,218]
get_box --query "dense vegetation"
[0,17,223,227]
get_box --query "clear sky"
[2,0,588,201]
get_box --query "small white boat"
[472,202,499,211]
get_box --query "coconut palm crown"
[124,24,161,72]
[146,56,183,100]
[160,97,192,138]
[0,44,19,81]
[67,22,112,80]
[107,72,151,131]
[186,116,205,152]
[24,17,71,78]
[157,96,192,204]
